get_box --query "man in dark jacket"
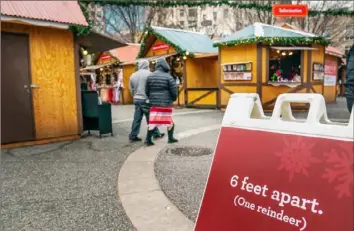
[145,58,178,145]
[345,45,354,113]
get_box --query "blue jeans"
[129,99,160,139]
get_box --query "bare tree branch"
[104,5,157,43]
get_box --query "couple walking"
[129,58,178,146]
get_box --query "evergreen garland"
[137,26,194,58]
[70,1,353,38]
[91,0,354,16]
[214,36,331,47]
[69,1,93,37]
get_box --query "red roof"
[325,46,343,57]
[1,1,87,26]
[109,44,141,63]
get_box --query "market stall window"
[269,48,302,83]
[170,56,184,85]
[149,55,184,85]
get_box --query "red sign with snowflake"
[195,127,353,231]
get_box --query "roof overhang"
[121,52,177,66]
[194,53,218,58]
[271,46,319,51]
[144,52,177,61]
[1,15,69,29]
[76,31,127,53]
[326,51,343,58]
[80,62,117,71]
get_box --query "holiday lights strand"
[214,36,330,47]
[71,1,352,40]
[90,0,354,16]
[69,2,93,36]
[137,26,194,58]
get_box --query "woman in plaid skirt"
[145,58,178,146]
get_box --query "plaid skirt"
[148,107,173,130]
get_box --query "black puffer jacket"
[146,58,178,107]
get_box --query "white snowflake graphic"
[322,144,353,198]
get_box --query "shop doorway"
[1,32,35,144]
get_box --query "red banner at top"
[273,4,308,17]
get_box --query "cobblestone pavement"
[0,106,223,231]
[1,97,350,230]
[155,97,352,222]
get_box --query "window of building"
[224,9,229,18]
[188,25,196,31]
[170,9,174,18]
[188,8,197,18]
[322,30,330,38]
[179,9,185,17]
[188,21,197,28]
[213,12,217,21]
[345,25,354,40]
[180,21,185,27]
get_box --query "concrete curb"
[118,124,220,231]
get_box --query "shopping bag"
[195,93,353,231]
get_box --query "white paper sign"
[224,72,252,81]
[324,75,336,86]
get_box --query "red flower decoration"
[275,138,321,182]
[322,144,353,198]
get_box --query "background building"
[86,2,106,34]
[150,2,353,54]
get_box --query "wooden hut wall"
[122,64,135,104]
[145,38,176,57]
[174,85,185,107]
[1,22,79,140]
[219,44,258,107]
[185,57,218,107]
[310,44,325,95]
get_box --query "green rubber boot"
[168,124,178,144]
[152,128,165,139]
[145,130,155,146]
